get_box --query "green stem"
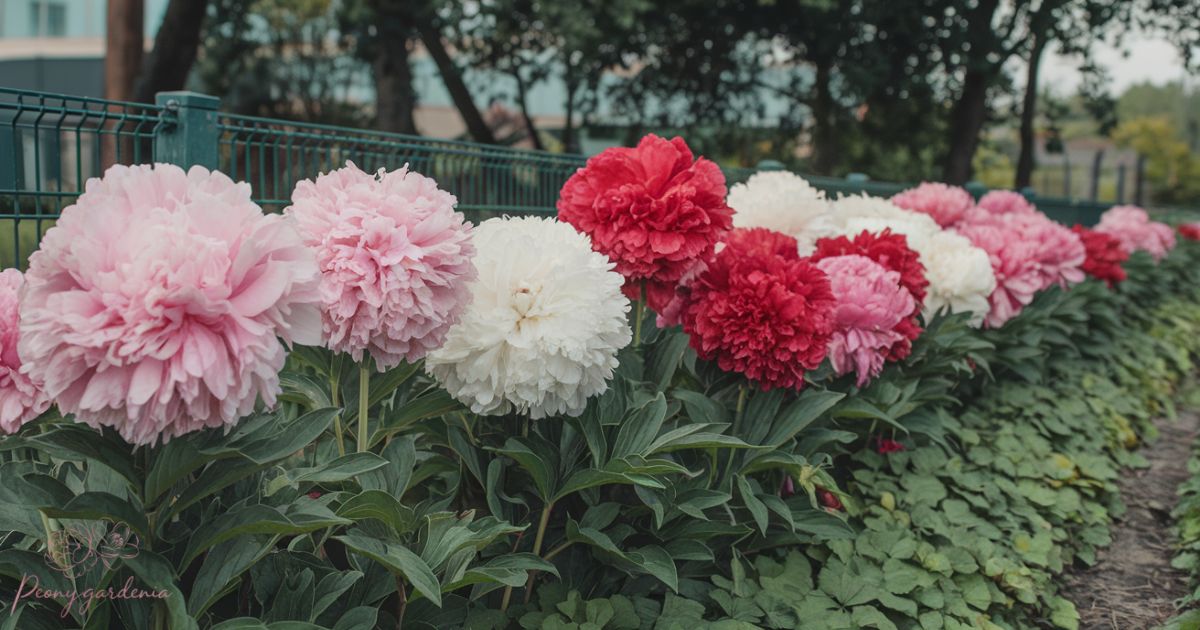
[522,501,556,604]
[722,386,749,478]
[331,356,345,458]
[633,282,646,347]
[543,540,573,562]
[357,360,370,453]
[395,575,408,629]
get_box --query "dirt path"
[1060,412,1199,629]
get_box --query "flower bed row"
[0,135,1197,629]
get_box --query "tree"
[133,0,210,103]
[105,0,144,102]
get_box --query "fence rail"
[1,86,1130,270]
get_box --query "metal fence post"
[154,91,220,169]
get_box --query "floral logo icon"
[44,520,140,578]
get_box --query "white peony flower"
[727,171,835,254]
[919,231,996,327]
[425,216,631,419]
[828,194,942,237]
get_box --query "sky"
[1039,35,1192,95]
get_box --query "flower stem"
[633,282,646,347]
[723,386,749,477]
[330,356,345,457]
[522,500,555,604]
[357,360,370,453]
[395,575,408,629]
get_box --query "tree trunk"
[415,18,496,144]
[942,68,990,185]
[104,0,143,168]
[105,0,144,102]
[373,30,418,135]
[810,58,837,175]
[1014,34,1046,189]
[942,0,1000,185]
[562,59,578,153]
[513,67,544,151]
[133,0,208,103]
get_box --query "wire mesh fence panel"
[0,88,161,268]
[216,114,588,224]
[0,87,1137,269]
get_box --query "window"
[29,1,68,37]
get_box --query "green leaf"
[445,553,558,591]
[335,533,442,606]
[627,545,678,592]
[555,468,665,501]
[187,535,277,617]
[125,549,201,630]
[372,389,461,446]
[181,503,349,567]
[492,437,559,502]
[735,476,769,536]
[32,427,139,486]
[611,393,668,458]
[286,453,388,484]
[336,490,416,535]
[647,329,690,390]
[278,372,333,409]
[359,435,416,497]
[760,390,844,447]
[40,492,151,543]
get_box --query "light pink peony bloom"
[19,164,322,446]
[0,270,49,434]
[1095,205,1175,260]
[975,190,1037,216]
[286,162,476,371]
[815,255,915,387]
[890,183,974,227]
[954,221,1043,327]
[960,211,1085,290]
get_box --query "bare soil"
[1060,412,1199,629]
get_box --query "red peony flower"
[816,487,844,511]
[875,437,906,454]
[812,230,927,361]
[1071,225,1129,287]
[557,134,734,304]
[681,229,835,390]
[723,226,802,260]
[1180,223,1200,241]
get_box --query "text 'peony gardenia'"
[557,134,733,311]
[816,255,916,387]
[286,162,476,371]
[0,269,48,434]
[680,228,835,391]
[426,216,631,419]
[20,164,322,446]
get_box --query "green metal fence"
[1,86,1125,270]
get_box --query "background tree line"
[107,0,1200,192]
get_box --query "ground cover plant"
[0,137,1197,630]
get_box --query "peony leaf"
[336,490,416,535]
[124,548,202,629]
[334,533,442,606]
[40,491,151,543]
[181,502,349,567]
[285,452,389,484]
[759,390,845,447]
[611,393,668,458]
[735,475,769,536]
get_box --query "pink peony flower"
[891,183,974,227]
[0,270,49,434]
[1095,205,1176,260]
[815,255,915,387]
[19,164,322,446]
[961,211,1085,291]
[975,190,1037,216]
[954,221,1042,327]
[286,162,476,371]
